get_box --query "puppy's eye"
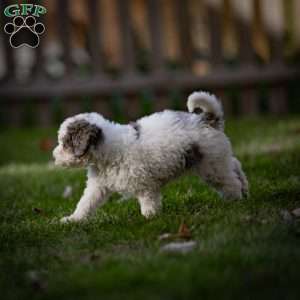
[193,107,203,114]
[62,142,70,151]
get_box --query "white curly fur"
[187,91,223,118]
[53,91,249,223]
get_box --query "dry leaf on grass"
[240,215,253,223]
[177,222,192,240]
[240,215,268,225]
[63,185,73,198]
[158,221,193,241]
[291,208,300,218]
[32,207,47,217]
[39,138,55,152]
[280,210,293,223]
[160,241,197,254]
[26,270,47,291]
[158,233,174,241]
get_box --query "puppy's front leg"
[61,179,110,223]
[138,192,162,218]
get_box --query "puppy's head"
[53,116,103,167]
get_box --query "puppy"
[53,91,249,222]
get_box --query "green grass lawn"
[1,117,300,300]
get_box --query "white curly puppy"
[53,91,248,223]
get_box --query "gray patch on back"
[130,122,141,139]
[184,144,203,169]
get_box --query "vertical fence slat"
[0,0,15,81]
[175,0,193,68]
[93,97,111,119]
[207,6,223,68]
[32,0,45,79]
[215,90,232,116]
[240,89,259,115]
[3,101,22,127]
[32,30,45,79]
[88,0,104,76]
[147,0,164,74]
[57,0,72,76]
[63,98,83,118]
[117,0,136,75]
[237,21,255,63]
[266,0,288,114]
[269,10,284,62]
[37,100,52,127]
[269,86,288,115]
[236,1,259,115]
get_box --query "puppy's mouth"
[53,146,72,167]
[53,157,68,167]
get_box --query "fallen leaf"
[177,222,192,240]
[292,208,300,218]
[32,207,48,217]
[33,207,43,214]
[32,207,45,215]
[39,138,55,152]
[158,233,174,241]
[241,215,253,223]
[260,219,268,225]
[280,210,293,223]
[90,254,100,261]
[26,270,47,291]
[63,185,73,198]
[160,241,197,254]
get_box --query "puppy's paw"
[60,215,82,223]
[141,206,160,219]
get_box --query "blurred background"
[0,0,300,127]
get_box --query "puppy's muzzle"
[53,145,67,166]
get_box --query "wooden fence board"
[207,6,223,68]
[117,0,136,75]
[0,0,15,81]
[147,0,164,73]
[175,0,193,68]
[88,0,104,76]
[57,0,72,76]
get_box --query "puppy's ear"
[63,120,102,157]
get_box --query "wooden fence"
[0,0,299,126]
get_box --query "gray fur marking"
[130,122,140,139]
[63,120,102,157]
[184,144,203,169]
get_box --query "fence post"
[236,1,259,115]
[147,0,165,74]
[0,0,15,81]
[207,5,223,68]
[57,0,72,77]
[267,0,288,114]
[175,0,193,68]
[88,0,105,77]
[117,0,136,76]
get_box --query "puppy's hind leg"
[138,191,162,218]
[196,156,243,200]
[232,157,249,197]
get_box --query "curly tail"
[187,91,224,130]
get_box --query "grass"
[1,117,300,300]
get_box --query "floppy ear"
[63,120,102,158]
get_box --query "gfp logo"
[3,4,47,48]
